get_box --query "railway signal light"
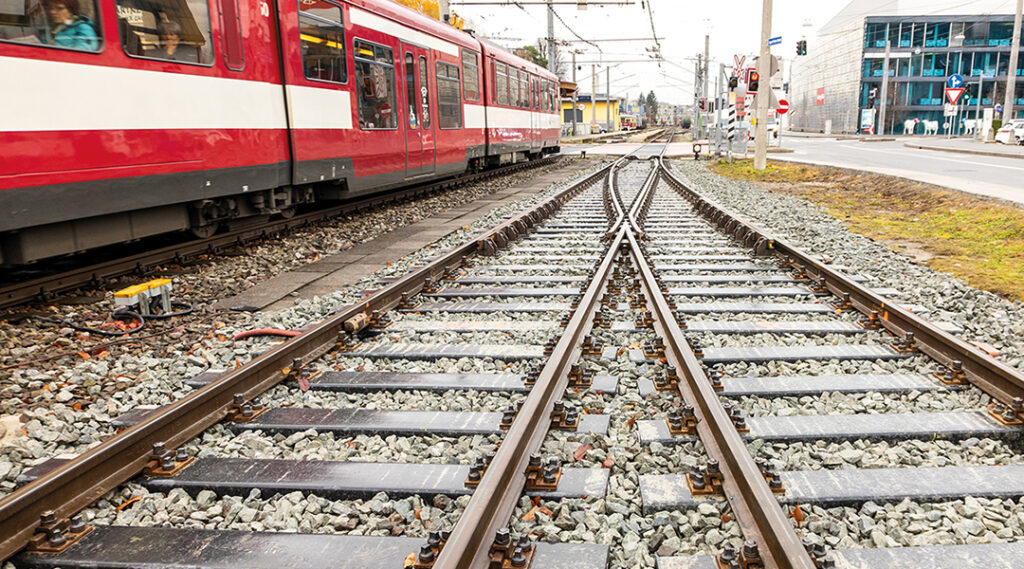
[699,97,707,111]
[747,70,759,92]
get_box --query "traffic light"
[698,97,706,111]
[728,76,738,90]
[747,70,759,92]
[867,87,878,108]
[796,40,808,55]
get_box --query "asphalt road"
[770,137,1024,205]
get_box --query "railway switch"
[113,278,173,315]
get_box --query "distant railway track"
[3,139,1023,569]
[0,157,558,313]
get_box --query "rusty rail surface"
[0,160,610,564]
[433,160,630,569]
[626,224,814,569]
[0,157,559,312]
[658,156,1024,408]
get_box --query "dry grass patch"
[708,159,1024,301]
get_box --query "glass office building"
[790,1,1024,135]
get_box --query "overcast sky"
[450,0,848,104]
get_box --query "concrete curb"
[903,142,1024,160]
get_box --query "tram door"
[402,44,435,178]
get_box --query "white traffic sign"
[777,99,790,115]
[768,35,782,46]
[734,55,746,70]
[945,88,965,105]
[577,103,586,111]
[944,103,956,117]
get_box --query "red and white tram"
[0,0,560,264]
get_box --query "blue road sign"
[996,103,1004,113]
[947,74,964,89]
[768,36,782,46]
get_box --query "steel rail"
[434,146,669,569]
[0,157,558,312]
[625,190,814,569]
[433,226,626,569]
[0,160,609,564]
[657,157,1024,407]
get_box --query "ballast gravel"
[0,160,611,496]
[668,160,1024,371]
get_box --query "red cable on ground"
[232,328,301,340]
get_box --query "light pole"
[878,30,891,135]
[1003,0,1023,121]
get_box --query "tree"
[393,0,439,18]
[645,91,659,123]
[516,45,548,69]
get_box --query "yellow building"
[561,94,621,134]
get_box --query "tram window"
[419,55,430,129]
[436,61,461,129]
[116,0,212,64]
[461,49,479,101]
[495,61,508,106]
[519,73,529,108]
[298,0,345,82]
[509,67,519,106]
[354,38,397,129]
[405,53,417,129]
[217,0,243,69]
[0,0,102,52]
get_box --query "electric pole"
[1003,0,1023,122]
[703,34,710,138]
[753,0,772,170]
[547,0,556,73]
[592,64,598,132]
[606,66,611,131]
[571,51,578,136]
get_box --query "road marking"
[837,144,1024,171]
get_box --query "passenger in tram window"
[41,0,98,50]
[156,19,198,62]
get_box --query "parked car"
[995,119,1024,144]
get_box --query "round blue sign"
[996,103,1004,113]
[946,74,964,89]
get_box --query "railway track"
[0,157,558,312]
[2,142,1024,569]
